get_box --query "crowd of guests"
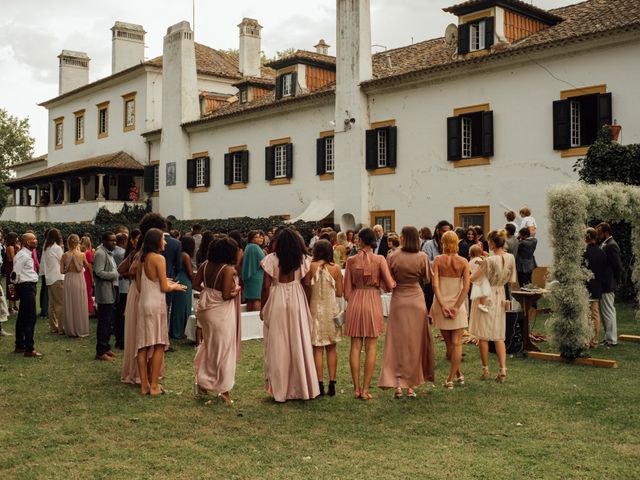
[0,204,625,404]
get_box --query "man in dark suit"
[455,227,469,259]
[584,228,608,348]
[596,222,623,346]
[373,224,389,257]
[516,227,537,287]
[163,221,182,322]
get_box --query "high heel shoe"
[444,381,454,390]
[394,388,403,399]
[496,368,507,384]
[318,381,325,396]
[481,366,490,380]
[328,380,336,397]
[456,373,465,385]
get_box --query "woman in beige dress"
[309,239,344,397]
[430,231,470,389]
[379,226,434,397]
[61,234,91,338]
[136,229,186,395]
[193,237,242,405]
[469,230,517,383]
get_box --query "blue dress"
[241,243,265,300]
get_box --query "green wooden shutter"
[597,92,612,128]
[447,116,462,161]
[458,23,470,55]
[553,99,571,150]
[265,146,275,181]
[484,17,495,49]
[275,76,283,99]
[186,159,196,188]
[241,150,250,184]
[285,143,294,178]
[316,138,326,175]
[387,126,398,168]
[224,153,233,185]
[203,156,211,187]
[143,165,155,193]
[481,111,494,157]
[365,129,377,170]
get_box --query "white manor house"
[3,0,640,265]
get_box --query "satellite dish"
[445,24,458,46]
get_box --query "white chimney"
[58,50,90,95]
[315,39,330,55]
[238,18,262,78]
[111,21,146,74]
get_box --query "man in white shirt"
[12,233,42,357]
[42,230,65,335]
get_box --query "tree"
[0,109,35,212]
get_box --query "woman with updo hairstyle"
[61,234,91,338]
[469,229,516,384]
[430,230,470,389]
[344,227,396,400]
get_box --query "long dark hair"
[141,228,164,263]
[6,232,18,248]
[181,235,196,259]
[357,228,377,249]
[276,228,307,275]
[228,230,245,250]
[44,228,63,250]
[312,239,334,263]
[196,231,215,265]
[124,229,141,258]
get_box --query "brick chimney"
[58,50,90,95]
[238,18,262,78]
[111,21,146,74]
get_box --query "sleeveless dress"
[121,278,141,384]
[84,249,95,315]
[309,264,342,347]
[135,265,169,352]
[430,254,470,331]
[261,253,319,402]
[63,254,89,337]
[469,254,517,341]
[193,263,242,394]
[169,262,192,339]
[379,251,435,389]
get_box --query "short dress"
[135,265,169,352]
[343,249,396,338]
[429,254,470,331]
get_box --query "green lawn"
[1,303,639,479]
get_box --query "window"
[458,17,494,55]
[454,206,490,237]
[265,141,293,183]
[195,157,206,187]
[125,100,135,129]
[97,102,109,138]
[239,88,248,104]
[366,124,398,172]
[225,149,249,186]
[447,106,494,164]
[276,72,297,99]
[370,210,396,234]
[144,164,160,194]
[54,118,63,149]
[316,134,335,177]
[282,74,293,97]
[187,156,210,189]
[553,88,611,153]
[325,137,334,173]
[232,153,243,183]
[74,112,85,144]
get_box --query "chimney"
[111,21,146,74]
[58,50,90,95]
[238,18,262,78]
[314,39,330,55]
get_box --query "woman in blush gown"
[260,228,319,403]
[61,234,90,338]
[80,236,95,316]
[193,237,242,405]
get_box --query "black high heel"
[328,380,336,397]
[319,381,325,396]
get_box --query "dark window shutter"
[597,92,612,128]
[484,17,495,49]
[224,153,233,185]
[387,126,398,168]
[290,72,298,96]
[275,76,283,99]
[241,150,249,184]
[553,99,571,150]
[447,116,462,161]
[143,165,155,193]
[365,129,377,170]
[481,111,494,157]
[458,23,470,55]
[186,159,196,188]
[316,138,326,175]
[203,156,211,187]
[285,143,294,178]
[265,146,275,181]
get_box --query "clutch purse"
[333,311,345,328]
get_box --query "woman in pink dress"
[119,237,142,385]
[80,236,95,315]
[136,228,186,396]
[430,231,471,389]
[344,228,396,400]
[193,237,242,405]
[378,226,434,397]
[260,228,319,403]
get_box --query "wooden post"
[527,351,618,368]
[619,335,640,343]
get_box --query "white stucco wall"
[366,39,640,266]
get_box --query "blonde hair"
[519,206,531,217]
[441,231,459,254]
[337,231,347,247]
[80,236,92,252]
[469,244,482,258]
[67,234,80,250]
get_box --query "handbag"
[333,310,345,328]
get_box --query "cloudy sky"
[0,0,574,155]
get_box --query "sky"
[0,0,576,155]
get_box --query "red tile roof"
[265,50,336,70]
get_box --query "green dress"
[169,268,193,339]
[242,243,265,300]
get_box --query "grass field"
[1,302,639,479]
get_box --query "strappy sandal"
[394,388,403,399]
[353,390,362,399]
[481,366,490,380]
[406,388,417,398]
[456,373,465,385]
[149,385,167,396]
[444,381,454,390]
[496,368,507,384]
[360,391,373,401]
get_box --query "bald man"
[12,233,42,357]
[373,224,389,257]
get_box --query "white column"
[49,182,54,204]
[35,185,41,206]
[79,177,86,202]
[97,174,106,201]
[63,180,70,204]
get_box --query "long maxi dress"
[193,262,241,394]
[84,249,95,315]
[169,261,192,339]
[121,278,141,384]
[63,254,89,338]
[379,251,435,389]
[343,249,395,338]
[261,253,319,402]
[135,265,169,354]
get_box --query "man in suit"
[516,227,537,287]
[596,222,623,346]
[373,224,389,257]
[584,228,608,348]
[93,232,119,361]
[12,233,42,357]
[455,227,469,259]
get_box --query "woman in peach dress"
[260,228,319,403]
[430,231,470,390]
[379,226,434,397]
[80,236,95,315]
[193,237,241,405]
[344,228,396,400]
